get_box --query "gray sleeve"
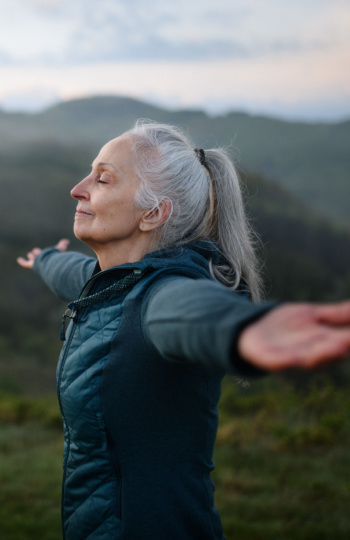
[145,277,277,377]
[33,248,97,301]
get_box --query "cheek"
[96,190,141,229]
[103,205,136,231]
[119,197,141,220]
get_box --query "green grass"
[1,380,350,539]
[214,377,350,539]
[0,395,63,539]
[0,424,63,539]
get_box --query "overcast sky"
[0,0,349,120]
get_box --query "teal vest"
[57,249,225,539]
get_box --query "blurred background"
[0,1,350,538]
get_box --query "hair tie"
[194,148,207,167]
[194,148,216,232]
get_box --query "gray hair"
[126,120,262,301]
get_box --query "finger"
[56,238,70,252]
[315,301,350,326]
[243,324,350,372]
[17,257,34,269]
[273,327,350,370]
[298,330,350,369]
[27,249,41,260]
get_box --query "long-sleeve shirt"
[33,242,274,540]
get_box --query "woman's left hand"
[238,301,350,371]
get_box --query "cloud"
[0,46,349,120]
[0,0,349,122]
[27,0,61,4]
[0,0,349,66]
[0,49,13,64]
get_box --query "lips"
[75,208,93,216]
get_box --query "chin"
[73,224,91,243]
[74,228,101,255]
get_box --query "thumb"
[55,239,70,252]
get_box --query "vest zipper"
[57,306,78,539]
[60,307,77,341]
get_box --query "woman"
[18,121,350,540]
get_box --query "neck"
[91,235,155,270]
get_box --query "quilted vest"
[57,247,226,540]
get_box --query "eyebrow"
[91,161,118,174]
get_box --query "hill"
[1,99,350,393]
[1,95,350,226]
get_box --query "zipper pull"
[60,308,76,341]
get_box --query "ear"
[139,198,172,232]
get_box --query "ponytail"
[127,120,263,301]
[204,148,262,301]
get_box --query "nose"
[71,176,90,200]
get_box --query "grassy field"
[0,395,62,539]
[0,377,350,539]
[214,377,350,539]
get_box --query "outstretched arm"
[146,278,350,375]
[17,239,70,269]
[145,278,275,376]
[17,239,97,301]
[237,301,350,371]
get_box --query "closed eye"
[97,171,110,184]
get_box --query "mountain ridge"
[1,95,349,226]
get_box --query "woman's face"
[71,135,146,262]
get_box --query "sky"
[0,0,349,121]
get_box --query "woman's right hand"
[17,239,70,270]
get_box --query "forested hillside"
[1,95,349,225]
